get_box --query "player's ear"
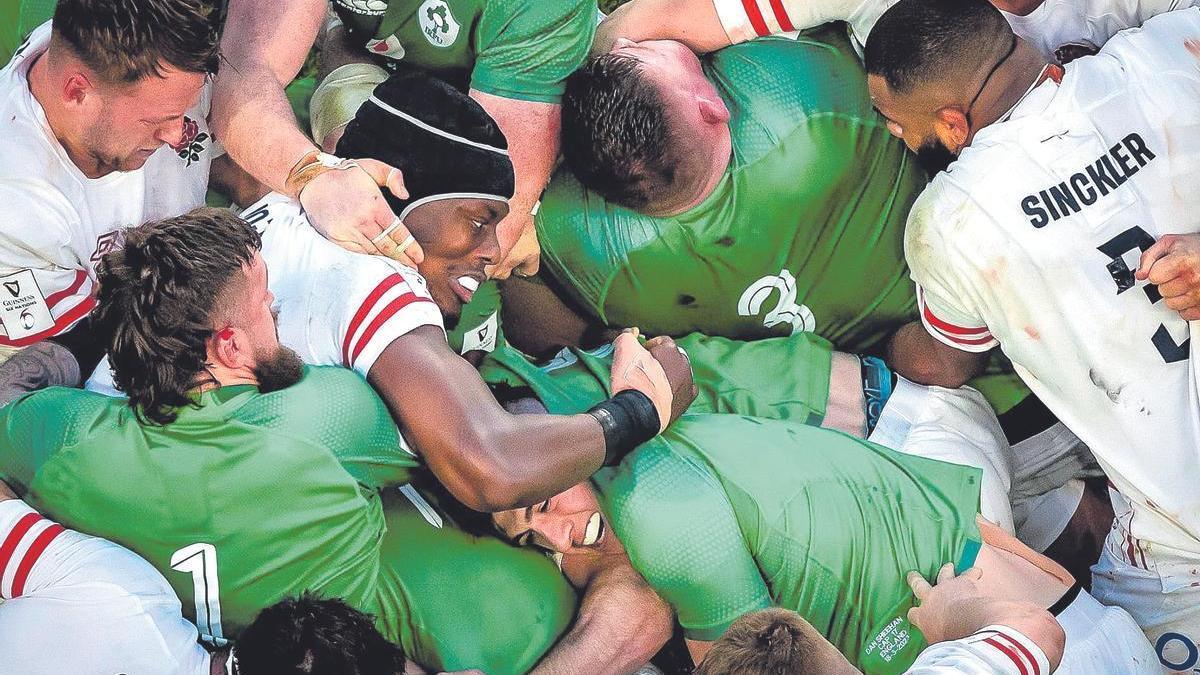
[933,106,970,153]
[696,95,731,125]
[209,326,250,371]
[61,71,95,109]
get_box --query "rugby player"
[0,0,219,362]
[314,0,598,278]
[494,417,1159,674]
[594,0,1197,61]
[0,206,670,674]
[0,479,446,675]
[536,26,924,354]
[865,1,1200,665]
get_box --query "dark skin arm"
[368,326,693,512]
[0,316,108,407]
[886,321,989,389]
[499,274,617,358]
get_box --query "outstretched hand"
[299,158,426,267]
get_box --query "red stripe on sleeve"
[921,302,989,337]
[933,328,996,346]
[0,295,96,347]
[739,0,770,36]
[342,274,405,367]
[348,292,435,367]
[44,270,89,310]
[10,523,65,597]
[983,636,1030,675]
[993,632,1042,675]
[0,513,42,596]
[767,0,795,31]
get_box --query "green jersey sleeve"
[593,436,772,641]
[0,387,112,494]
[471,0,597,103]
[235,366,419,489]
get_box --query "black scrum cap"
[336,69,515,221]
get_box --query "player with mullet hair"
[0,0,220,372]
[866,0,1200,666]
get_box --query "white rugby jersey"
[0,23,213,348]
[244,193,444,377]
[711,0,1191,57]
[0,499,210,674]
[909,9,1200,553]
[906,626,1051,675]
[1003,0,1197,61]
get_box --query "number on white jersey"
[1097,226,1190,363]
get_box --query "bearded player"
[866,1,1200,667]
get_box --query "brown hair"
[52,0,222,83]
[696,609,825,675]
[93,208,261,425]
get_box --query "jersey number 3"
[171,543,227,646]
[1098,226,1190,363]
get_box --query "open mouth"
[580,511,605,547]
[451,274,480,304]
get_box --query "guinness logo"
[3,281,19,297]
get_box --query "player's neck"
[27,51,107,179]
[968,40,1054,139]
[208,646,231,675]
[647,127,732,218]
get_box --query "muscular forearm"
[532,563,673,675]
[423,408,608,512]
[210,0,325,195]
[887,322,987,388]
[0,341,81,408]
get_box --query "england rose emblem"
[170,116,208,166]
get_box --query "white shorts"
[0,499,209,675]
[1055,586,1161,674]
[1091,493,1200,673]
[868,377,1016,534]
[1008,422,1105,551]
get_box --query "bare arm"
[0,341,81,408]
[313,23,382,152]
[211,0,325,194]
[213,0,422,264]
[470,92,561,279]
[595,0,734,55]
[367,327,692,511]
[499,274,617,359]
[887,321,988,389]
[532,552,673,675]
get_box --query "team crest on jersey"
[334,0,387,16]
[418,0,460,48]
[169,116,208,167]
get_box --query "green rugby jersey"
[333,0,596,103]
[0,365,573,673]
[481,330,834,424]
[1,1,53,62]
[591,416,983,674]
[537,28,926,354]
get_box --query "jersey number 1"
[171,543,227,646]
[1098,226,1190,363]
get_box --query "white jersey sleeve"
[0,498,210,675]
[244,194,444,378]
[904,184,999,353]
[906,625,1052,675]
[710,0,876,42]
[1002,0,1198,61]
[0,182,95,347]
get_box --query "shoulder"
[3,386,125,442]
[247,366,395,428]
[480,0,596,31]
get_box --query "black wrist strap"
[588,390,661,466]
